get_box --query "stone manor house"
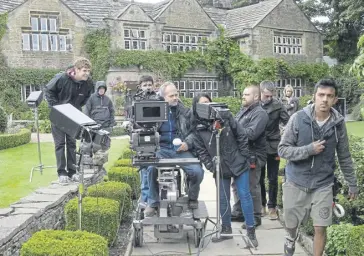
[0,0,323,101]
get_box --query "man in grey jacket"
[231,85,269,228]
[278,79,358,256]
[84,81,115,132]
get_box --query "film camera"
[195,102,230,121]
[129,100,168,164]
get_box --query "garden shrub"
[87,181,132,218]
[0,105,6,133]
[118,148,134,159]
[20,230,108,256]
[299,94,313,109]
[301,217,314,236]
[110,126,127,137]
[65,197,119,245]
[277,176,284,208]
[0,128,31,150]
[325,224,353,256]
[38,119,52,133]
[108,166,140,199]
[38,100,50,120]
[114,158,132,167]
[347,225,364,256]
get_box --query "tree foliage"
[350,35,364,85]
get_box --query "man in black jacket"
[45,58,94,184]
[84,81,115,132]
[231,85,269,227]
[259,81,290,219]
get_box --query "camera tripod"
[196,121,257,255]
[29,107,56,182]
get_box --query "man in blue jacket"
[278,79,358,256]
[144,82,204,217]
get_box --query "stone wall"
[0,167,105,256]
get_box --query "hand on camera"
[177,142,188,152]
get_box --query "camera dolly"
[132,158,208,248]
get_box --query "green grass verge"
[346,121,364,138]
[0,138,128,208]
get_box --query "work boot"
[212,225,233,243]
[144,206,157,218]
[246,227,259,248]
[269,208,278,220]
[284,237,296,256]
[188,199,199,209]
[241,215,262,229]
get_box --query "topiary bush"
[87,181,132,218]
[325,223,353,256]
[347,225,364,256]
[65,197,119,245]
[118,148,134,159]
[110,126,127,137]
[20,230,108,256]
[108,166,140,199]
[114,158,133,167]
[0,128,31,150]
[0,105,6,133]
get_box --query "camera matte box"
[50,104,96,139]
[26,91,44,108]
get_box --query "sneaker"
[58,175,70,184]
[269,208,278,220]
[231,210,244,222]
[246,227,259,248]
[261,206,267,216]
[284,237,296,256]
[212,225,233,243]
[71,174,80,182]
[144,206,157,218]
[241,216,262,229]
[188,199,199,209]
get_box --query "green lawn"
[0,138,127,208]
[346,121,364,138]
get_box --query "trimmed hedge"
[118,148,134,159]
[108,166,140,199]
[347,225,364,256]
[65,197,119,245]
[0,128,31,150]
[20,230,108,256]
[326,224,353,256]
[114,158,133,167]
[0,105,6,133]
[110,126,128,137]
[87,181,132,218]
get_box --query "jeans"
[51,125,76,177]
[147,147,204,207]
[219,170,255,228]
[140,167,149,203]
[260,153,280,209]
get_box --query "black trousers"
[51,125,76,177]
[260,153,280,209]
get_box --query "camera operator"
[45,57,94,184]
[144,82,204,217]
[84,81,115,133]
[231,85,269,228]
[278,79,358,256]
[260,81,289,220]
[191,94,258,246]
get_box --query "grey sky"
[135,0,164,3]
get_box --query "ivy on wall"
[0,13,7,42]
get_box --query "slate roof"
[0,0,283,35]
[225,0,282,37]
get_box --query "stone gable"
[116,4,154,23]
[1,0,86,69]
[157,0,217,31]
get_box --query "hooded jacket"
[45,67,94,110]
[84,82,115,128]
[278,105,358,193]
[261,98,290,154]
[193,120,250,178]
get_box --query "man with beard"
[231,85,269,228]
